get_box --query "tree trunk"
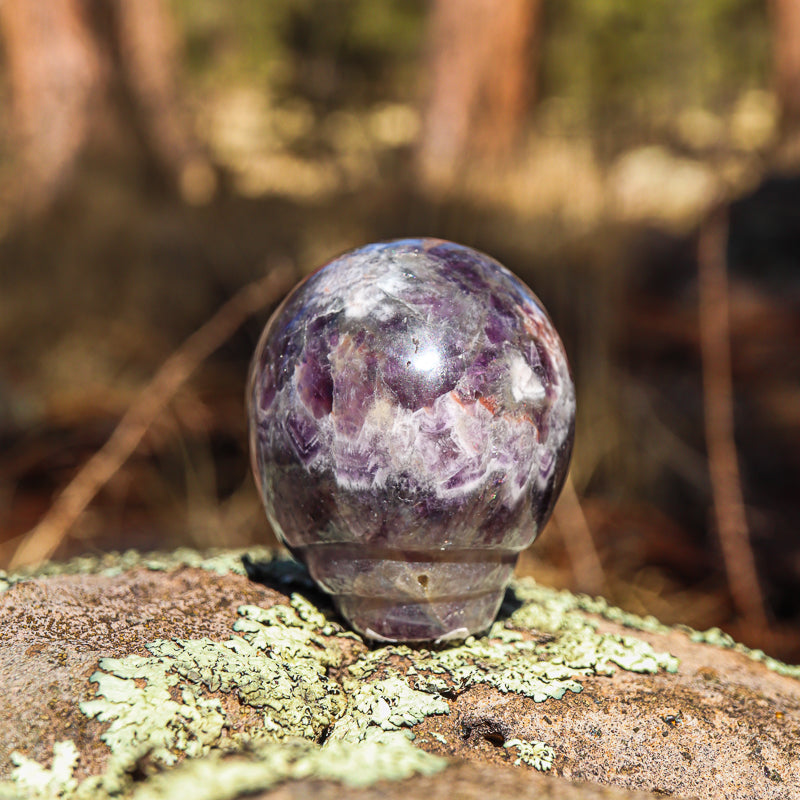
[416,0,543,190]
[770,0,800,130]
[114,0,212,201]
[0,0,213,217]
[0,0,104,214]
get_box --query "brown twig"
[9,265,295,570]
[554,474,606,596]
[697,207,768,629]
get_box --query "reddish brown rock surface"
[0,555,798,799]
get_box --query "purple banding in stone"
[248,238,575,642]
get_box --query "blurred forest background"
[0,0,799,659]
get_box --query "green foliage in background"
[171,0,425,105]
[542,0,770,152]
[171,0,771,149]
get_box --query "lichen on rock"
[9,741,79,799]
[2,547,798,800]
[347,576,678,708]
[2,551,685,796]
[80,594,349,776]
[328,675,449,745]
[685,625,800,679]
[503,738,555,771]
[127,738,447,800]
[0,548,274,599]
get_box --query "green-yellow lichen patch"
[0,547,278,596]
[80,594,348,775]
[528,579,800,679]
[347,577,678,709]
[9,741,79,799]
[128,738,446,800]
[329,675,449,744]
[3,546,797,682]
[686,626,800,679]
[68,569,684,795]
[141,547,277,576]
[5,739,446,800]
[4,547,799,800]
[81,651,227,766]
[313,738,447,787]
[503,738,555,771]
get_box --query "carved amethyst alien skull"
[248,238,575,642]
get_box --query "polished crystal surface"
[248,238,575,641]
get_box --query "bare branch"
[9,266,295,569]
[697,208,768,629]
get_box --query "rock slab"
[0,549,797,800]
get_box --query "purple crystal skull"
[248,238,575,642]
